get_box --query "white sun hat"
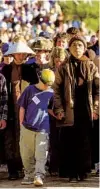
[4,41,36,56]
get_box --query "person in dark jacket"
[2,35,39,180]
[88,29,100,174]
[53,35,99,181]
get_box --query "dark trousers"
[58,127,76,177]
[58,125,92,178]
[0,119,23,175]
[91,119,99,166]
[49,117,59,173]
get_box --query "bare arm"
[19,107,25,125]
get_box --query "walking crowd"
[0,0,99,187]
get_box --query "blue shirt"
[25,57,36,64]
[17,85,53,133]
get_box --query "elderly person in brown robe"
[53,35,99,181]
[2,35,38,180]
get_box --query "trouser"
[91,119,99,170]
[0,130,6,164]
[6,118,23,174]
[20,126,49,179]
[0,119,23,175]
[49,117,59,173]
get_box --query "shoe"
[69,175,79,182]
[79,173,87,181]
[18,170,24,178]
[50,172,58,177]
[21,177,33,185]
[8,173,19,180]
[96,170,99,176]
[34,176,43,186]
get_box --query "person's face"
[69,40,85,59]
[3,56,13,64]
[41,24,47,31]
[13,53,27,64]
[56,38,66,48]
[54,57,64,68]
[8,31,12,39]
[35,50,48,64]
[90,36,96,44]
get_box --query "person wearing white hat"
[2,35,39,180]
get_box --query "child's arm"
[48,109,57,119]
[19,107,25,126]
[48,96,58,119]
[17,86,30,126]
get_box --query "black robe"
[58,59,92,179]
[0,62,39,174]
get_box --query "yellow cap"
[41,69,55,86]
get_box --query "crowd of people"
[0,0,99,187]
[0,0,96,43]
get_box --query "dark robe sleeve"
[2,64,11,82]
[2,64,15,121]
[21,63,39,84]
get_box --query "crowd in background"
[0,0,97,44]
[0,0,99,186]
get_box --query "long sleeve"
[92,64,99,115]
[53,67,65,114]
[0,74,8,120]
[22,63,39,84]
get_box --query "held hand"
[20,122,23,127]
[93,112,99,120]
[57,112,65,120]
[0,120,6,130]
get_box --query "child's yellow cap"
[41,69,55,86]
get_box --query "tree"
[58,0,99,31]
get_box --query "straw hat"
[4,41,35,56]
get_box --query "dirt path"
[0,172,99,188]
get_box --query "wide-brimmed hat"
[4,41,35,56]
[32,38,53,51]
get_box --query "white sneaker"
[21,177,33,185]
[34,176,43,186]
